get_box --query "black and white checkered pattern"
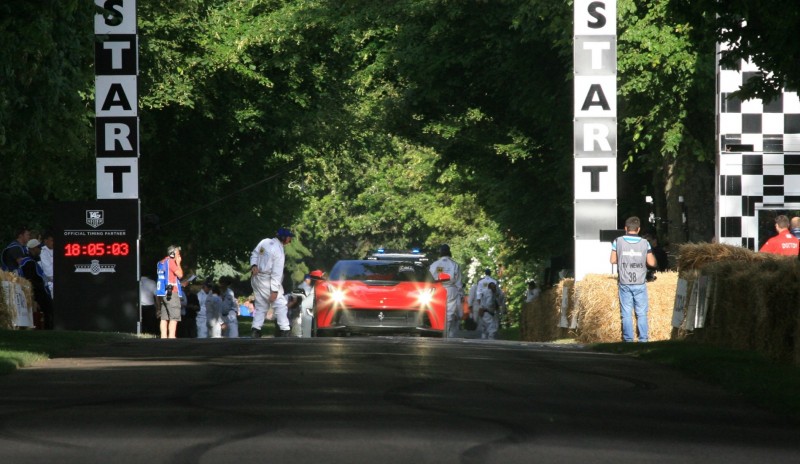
[718,44,800,249]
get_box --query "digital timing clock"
[63,242,131,257]
[55,200,139,332]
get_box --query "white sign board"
[95,0,138,201]
[574,0,618,280]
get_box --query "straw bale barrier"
[676,242,772,271]
[677,243,800,364]
[521,279,574,342]
[0,273,13,330]
[572,272,678,343]
[520,273,678,343]
[521,241,800,362]
[0,271,34,329]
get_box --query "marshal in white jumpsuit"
[429,256,463,338]
[250,237,289,332]
[475,275,498,337]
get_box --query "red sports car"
[314,259,450,337]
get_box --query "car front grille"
[341,309,421,327]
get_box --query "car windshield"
[329,260,434,283]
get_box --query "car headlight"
[330,286,346,304]
[416,288,435,306]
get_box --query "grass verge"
[591,340,800,421]
[0,330,137,375]
[498,325,520,341]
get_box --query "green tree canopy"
[2,0,765,316]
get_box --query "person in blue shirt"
[1,226,31,272]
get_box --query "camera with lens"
[165,283,174,300]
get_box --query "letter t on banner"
[574,0,617,280]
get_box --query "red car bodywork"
[314,259,448,336]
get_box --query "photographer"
[155,245,184,339]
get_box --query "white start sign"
[95,0,139,199]
[574,0,618,280]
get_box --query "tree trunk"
[662,157,716,248]
[659,157,715,268]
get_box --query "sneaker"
[278,329,291,337]
[251,328,262,338]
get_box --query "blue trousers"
[618,284,649,342]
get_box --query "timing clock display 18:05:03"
[63,242,131,257]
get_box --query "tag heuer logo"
[86,210,104,228]
[75,260,116,276]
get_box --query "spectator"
[179,286,199,338]
[39,230,54,297]
[298,273,313,297]
[1,226,31,272]
[461,282,477,331]
[525,281,540,303]
[239,296,255,317]
[466,280,479,330]
[19,239,54,329]
[287,292,304,337]
[643,233,669,272]
[759,215,799,256]
[790,216,800,240]
[477,281,505,340]
[474,269,498,335]
[139,274,158,336]
[610,216,656,343]
[195,279,212,338]
[206,284,224,338]
[219,276,239,338]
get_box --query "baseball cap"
[26,239,42,249]
[277,227,294,239]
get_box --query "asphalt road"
[0,337,798,463]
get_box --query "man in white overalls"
[428,244,463,338]
[249,228,294,338]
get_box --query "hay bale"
[676,242,770,272]
[1,271,18,329]
[648,272,680,340]
[521,279,573,342]
[573,272,679,343]
[0,271,34,329]
[573,275,619,343]
[0,280,12,329]
[693,258,800,363]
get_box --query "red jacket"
[759,231,800,256]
